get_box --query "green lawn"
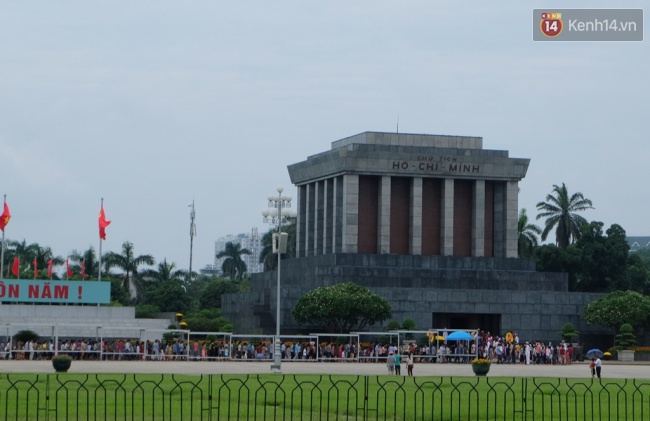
[2,373,649,420]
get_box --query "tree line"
[519,183,650,295]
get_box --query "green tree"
[518,208,541,258]
[534,244,581,290]
[104,241,155,302]
[69,247,99,280]
[138,259,190,312]
[402,318,417,330]
[216,242,251,279]
[184,308,234,333]
[110,278,130,305]
[135,304,161,318]
[387,320,401,331]
[571,222,630,292]
[30,243,64,277]
[142,259,187,283]
[559,322,580,342]
[582,290,650,334]
[615,323,637,350]
[633,248,650,271]
[260,218,296,271]
[141,279,191,313]
[626,252,650,294]
[292,282,392,333]
[536,183,594,250]
[14,329,39,344]
[197,277,240,309]
[4,240,40,278]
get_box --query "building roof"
[627,236,650,251]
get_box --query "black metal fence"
[2,373,649,420]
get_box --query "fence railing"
[2,373,649,420]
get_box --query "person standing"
[595,357,602,378]
[394,352,402,375]
[407,353,414,376]
[387,351,395,374]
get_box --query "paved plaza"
[2,359,650,379]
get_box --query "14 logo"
[540,12,563,37]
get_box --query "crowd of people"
[0,331,582,366]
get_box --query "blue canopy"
[446,331,473,341]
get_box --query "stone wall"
[221,254,606,342]
[0,305,171,339]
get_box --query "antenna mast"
[189,201,196,281]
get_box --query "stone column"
[472,180,485,257]
[441,178,454,256]
[410,177,423,255]
[333,176,343,253]
[378,176,391,254]
[315,181,324,255]
[323,179,330,254]
[296,185,304,258]
[306,183,315,256]
[505,181,519,258]
[342,174,359,253]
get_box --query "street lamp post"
[262,187,296,373]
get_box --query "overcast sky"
[1,1,648,276]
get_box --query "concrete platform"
[2,359,650,379]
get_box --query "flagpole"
[1,194,6,280]
[99,198,103,283]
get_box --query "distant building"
[199,264,221,276]
[207,228,264,276]
[627,236,650,251]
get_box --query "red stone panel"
[358,176,379,254]
[390,177,411,255]
[422,178,442,255]
[453,180,472,257]
[484,181,494,257]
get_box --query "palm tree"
[3,240,49,278]
[3,240,33,277]
[69,247,98,279]
[518,208,541,258]
[103,241,155,302]
[216,242,251,279]
[143,259,187,283]
[140,259,191,312]
[260,218,296,271]
[536,183,594,250]
[30,244,64,278]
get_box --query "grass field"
[2,373,650,420]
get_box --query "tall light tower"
[262,187,296,373]
[188,201,196,281]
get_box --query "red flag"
[66,259,72,279]
[33,259,38,279]
[0,202,10,232]
[12,257,19,277]
[99,204,111,240]
[81,259,87,280]
[47,259,53,279]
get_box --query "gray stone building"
[221,132,606,343]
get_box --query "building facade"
[221,132,607,345]
[212,228,263,275]
[288,132,524,259]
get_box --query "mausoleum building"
[221,132,605,343]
